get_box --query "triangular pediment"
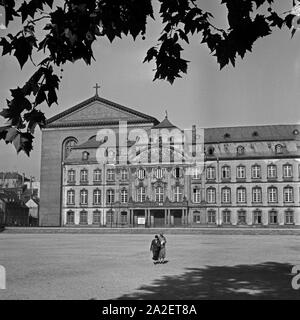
[46,95,158,128]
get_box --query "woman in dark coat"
[158,233,167,263]
[150,235,161,264]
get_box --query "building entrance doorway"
[151,209,165,227]
[171,209,183,226]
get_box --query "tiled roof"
[70,124,300,151]
[204,124,300,143]
[152,116,178,129]
[73,137,136,150]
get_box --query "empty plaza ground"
[0,232,300,300]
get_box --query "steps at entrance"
[2,226,300,235]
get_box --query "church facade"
[39,93,300,227]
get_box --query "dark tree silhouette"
[0,0,299,155]
[116,262,299,300]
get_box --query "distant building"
[0,172,27,189]
[25,198,39,226]
[39,93,300,227]
[0,190,29,226]
[24,178,40,198]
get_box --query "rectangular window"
[237,188,246,203]
[283,164,293,178]
[269,211,278,224]
[221,166,230,180]
[237,166,246,179]
[121,169,128,181]
[253,210,262,224]
[268,188,277,203]
[238,210,247,224]
[207,188,216,203]
[193,214,201,224]
[67,170,75,183]
[222,210,231,224]
[121,190,128,203]
[252,188,262,203]
[79,211,88,224]
[67,190,75,205]
[193,188,201,203]
[120,212,128,224]
[80,190,88,205]
[66,211,74,224]
[284,187,293,203]
[174,186,182,202]
[93,190,101,205]
[285,211,294,224]
[106,211,114,225]
[252,165,261,179]
[137,187,146,202]
[221,188,231,203]
[93,169,102,182]
[155,187,164,203]
[93,211,101,224]
[80,170,88,183]
[106,190,115,204]
[107,169,115,181]
[193,167,201,179]
[267,165,277,179]
[206,167,216,180]
[207,210,216,224]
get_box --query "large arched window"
[63,137,77,159]
[137,187,146,202]
[155,186,164,203]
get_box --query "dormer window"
[224,133,230,139]
[207,146,215,156]
[155,167,164,179]
[173,167,181,179]
[82,151,89,161]
[275,144,283,154]
[237,145,245,155]
[137,168,146,180]
[252,131,258,137]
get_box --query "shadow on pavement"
[117,262,300,300]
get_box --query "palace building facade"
[39,92,300,227]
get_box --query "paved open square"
[0,233,300,300]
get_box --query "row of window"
[67,168,123,183]
[66,186,184,205]
[204,186,295,204]
[65,210,128,225]
[66,185,296,205]
[65,208,296,225]
[194,209,295,225]
[67,167,184,183]
[207,143,287,156]
[67,189,128,205]
[206,163,294,180]
[67,163,297,184]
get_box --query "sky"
[1,1,300,179]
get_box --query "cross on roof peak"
[93,83,100,96]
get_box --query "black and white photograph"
[1,0,300,311]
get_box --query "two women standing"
[150,233,167,264]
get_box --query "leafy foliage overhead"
[0,0,298,155]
